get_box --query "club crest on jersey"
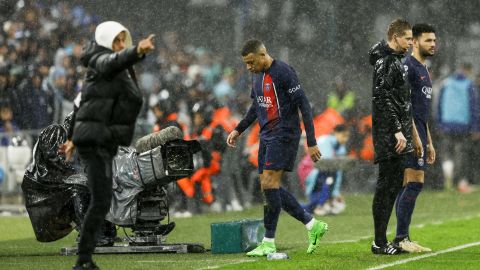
[265,83,271,92]
[417,158,424,167]
[422,86,432,99]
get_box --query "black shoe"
[371,241,404,255]
[96,237,115,247]
[72,261,100,270]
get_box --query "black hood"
[80,40,110,67]
[368,40,400,66]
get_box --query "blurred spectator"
[356,114,374,161]
[151,89,184,133]
[176,101,226,214]
[213,67,236,104]
[302,124,350,216]
[17,73,49,130]
[436,63,478,192]
[327,76,356,116]
[0,104,19,146]
[43,66,66,124]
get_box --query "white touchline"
[366,241,480,270]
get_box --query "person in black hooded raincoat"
[367,19,421,255]
[59,21,155,270]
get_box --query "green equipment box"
[211,219,264,254]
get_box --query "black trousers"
[76,146,116,263]
[372,156,405,246]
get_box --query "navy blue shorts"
[404,146,427,171]
[257,136,300,174]
[405,123,428,171]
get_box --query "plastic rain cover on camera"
[21,124,88,242]
[106,145,168,226]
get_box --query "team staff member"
[368,19,420,255]
[227,39,328,256]
[60,21,155,270]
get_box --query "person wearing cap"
[59,21,155,270]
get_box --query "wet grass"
[0,189,479,269]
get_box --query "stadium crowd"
[0,1,479,217]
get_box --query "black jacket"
[369,40,413,163]
[72,41,144,148]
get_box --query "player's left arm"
[284,67,321,162]
[426,123,435,164]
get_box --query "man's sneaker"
[402,240,432,252]
[395,237,432,253]
[246,241,276,257]
[307,219,328,254]
[397,238,419,253]
[411,242,432,252]
[371,241,404,255]
[313,204,331,216]
[330,197,346,215]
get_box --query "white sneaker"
[330,198,346,215]
[182,211,193,218]
[457,179,473,194]
[398,238,422,253]
[313,204,331,216]
[210,202,223,213]
[173,211,193,218]
[231,199,244,212]
[410,241,432,252]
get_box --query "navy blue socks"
[263,187,314,238]
[280,187,312,224]
[395,182,423,240]
[263,189,282,238]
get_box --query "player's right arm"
[227,102,257,148]
[92,34,154,76]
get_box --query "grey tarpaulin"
[105,146,167,226]
[21,124,88,242]
[22,124,199,239]
[106,126,196,226]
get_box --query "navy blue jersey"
[235,60,317,146]
[404,55,432,143]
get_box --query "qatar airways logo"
[257,96,273,108]
[288,84,301,94]
[422,86,432,99]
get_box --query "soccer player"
[394,24,437,253]
[226,39,328,256]
[368,19,418,255]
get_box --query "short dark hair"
[241,39,264,56]
[412,23,435,39]
[387,19,411,40]
[333,124,348,133]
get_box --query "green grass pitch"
[1,189,479,270]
